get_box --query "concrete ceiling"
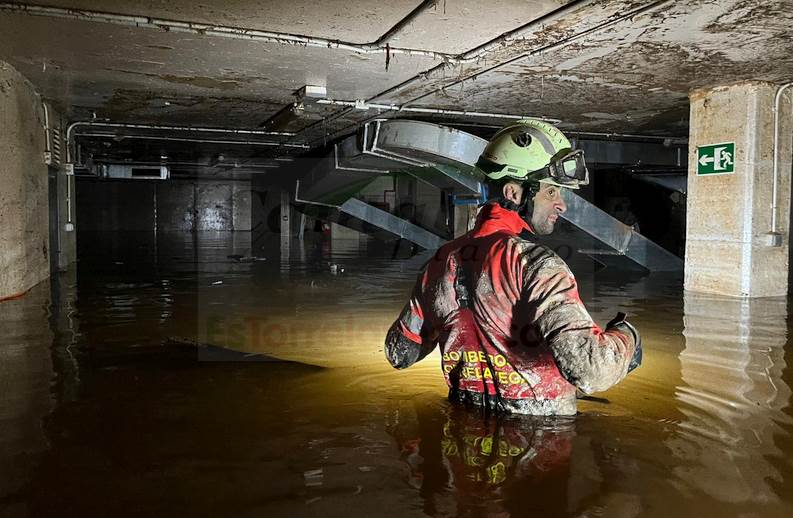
[1,0,792,152]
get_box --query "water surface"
[2,231,792,517]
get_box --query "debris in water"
[212,280,223,285]
[304,468,324,487]
[227,254,267,263]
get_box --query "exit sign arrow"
[698,155,714,166]
[697,142,735,175]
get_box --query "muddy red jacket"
[385,202,637,415]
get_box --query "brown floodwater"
[2,231,793,517]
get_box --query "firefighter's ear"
[502,182,523,204]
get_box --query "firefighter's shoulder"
[508,235,571,275]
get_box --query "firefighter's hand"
[606,312,642,373]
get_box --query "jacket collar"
[471,202,533,237]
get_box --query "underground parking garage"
[2,0,793,515]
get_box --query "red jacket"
[385,202,637,415]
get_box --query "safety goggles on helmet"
[536,149,589,188]
[479,148,590,189]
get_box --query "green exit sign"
[697,142,735,175]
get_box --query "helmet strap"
[497,182,536,226]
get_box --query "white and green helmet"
[475,119,589,189]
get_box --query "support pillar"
[0,62,49,300]
[280,190,291,262]
[685,82,792,297]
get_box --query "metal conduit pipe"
[569,131,688,144]
[0,1,451,61]
[41,98,51,156]
[771,82,793,235]
[402,0,674,108]
[298,0,672,146]
[69,121,295,136]
[65,121,300,162]
[294,0,594,140]
[76,132,310,148]
[369,0,609,106]
[314,99,562,123]
[431,122,688,143]
[373,0,439,47]
[453,0,591,64]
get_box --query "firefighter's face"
[531,183,566,235]
[502,182,566,235]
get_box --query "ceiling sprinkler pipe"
[315,99,561,123]
[77,132,310,148]
[66,121,302,162]
[771,82,793,235]
[299,0,672,144]
[401,0,674,108]
[68,121,295,138]
[453,0,592,65]
[41,99,51,155]
[0,2,452,61]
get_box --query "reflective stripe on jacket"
[385,202,637,416]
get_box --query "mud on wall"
[75,178,252,232]
[0,61,49,299]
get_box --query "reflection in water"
[48,269,81,402]
[387,401,575,517]
[673,294,793,505]
[0,282,55,512]
[3,232,793,516]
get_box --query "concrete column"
[280,189,291,261]
[685,82,792,297]
[231,180,252,231]
[0,62,49,300]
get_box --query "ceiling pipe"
[65,121,301,162]
[41,98,51,156]
[771,82,793,238]
[432,122,688,142]
[9,1,673,149]
[568,131,687,144]
[0,0,624,69]
[0,1,451,61]
[18,0,677,154]
[373,1,438,48]
[400,0,675,107]
[76,132,310,148]
[90,159,282,169]
[298,0,673,147]
[314,99,562,123]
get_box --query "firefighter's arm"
[526,256,639,394]
[384,274,438,369]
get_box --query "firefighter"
[384,119,642,416]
